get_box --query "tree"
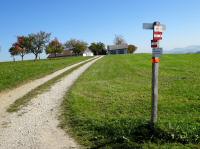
[28,31,51,60]
[65,39,88,55]
[46,38,64,57]
[9,46,18,62]
[13,36,30,61]
[89,42,106,55]
[114,35,127,45]
[64,39,77,49]
[128,45,137,54]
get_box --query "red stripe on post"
[153,37,162,41]
[154,32,162,35]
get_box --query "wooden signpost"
[143,21,166,125]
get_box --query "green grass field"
[61,54,200,148]
[0,57,89,92]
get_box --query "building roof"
[83,48,93,53]
[47,49,74,58]
[107,44,128,51]
[63,49,73,55]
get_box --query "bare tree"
[114,35,127,45]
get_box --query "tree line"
[9,32,137,61]
[9,31,51,61]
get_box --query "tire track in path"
[0,57,97,116]
[0,56,103,149]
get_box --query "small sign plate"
[152,48,163,57]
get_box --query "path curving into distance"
[0,56,103,149]
[0,56,97,116]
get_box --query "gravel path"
[0,56,103,149]
[0,57,96,117]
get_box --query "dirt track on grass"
[0,57,96,116]
[0,56,103,149]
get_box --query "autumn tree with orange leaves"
[46,38,64,57]
[11,36,30,61]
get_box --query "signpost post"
[143,21,166,125]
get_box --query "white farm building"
[83,48,94,57]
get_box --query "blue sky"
[0,0,200,61]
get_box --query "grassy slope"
[0,57,89,92]
[61,54,200,148]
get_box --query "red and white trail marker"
[151,40,159,48]
[154,25,164,32]
[153,32,162,41]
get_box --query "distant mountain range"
[165,45,200,54]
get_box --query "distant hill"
[165,45,200,54]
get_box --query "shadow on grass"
[89,122,199,149]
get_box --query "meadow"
[61,54,200,148]
[0,57,89,92]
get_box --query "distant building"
[107,44,128,54]
[47,49,74,58]
[83,48,94,56]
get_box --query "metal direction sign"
[152,48,163,53]
[143,23,166,31]
[143,23,154,29]
[152,48,163,57]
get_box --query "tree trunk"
[21,55,24,61]
[34,54,38,61]
[13,56,15,62]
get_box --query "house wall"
[83,52,94,56]
[108,49,128,54]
